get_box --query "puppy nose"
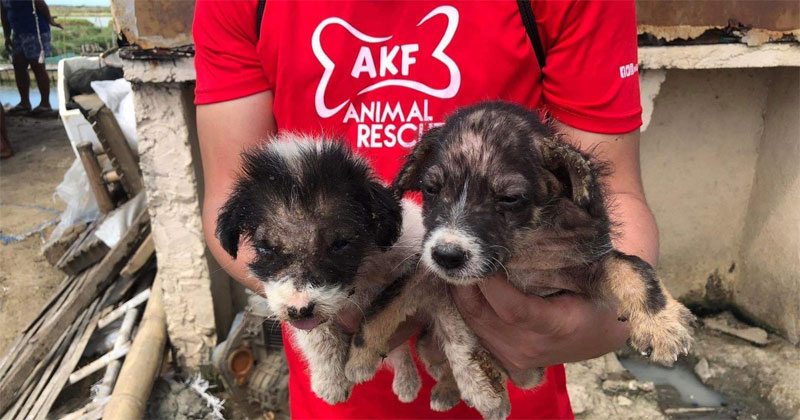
[432,244,468,270]
[287,302,316,319]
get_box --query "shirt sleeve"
[534,0,642,134]
[193,0,272,105]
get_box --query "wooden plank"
[17,318,75,419]
[0,206,149,414]
[76,142,115,213]
[29,298,102,420]
[118,234,154,281]
[89,106,143,197]
[0,274,80,382]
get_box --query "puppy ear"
[537,135,597,209]
[215,188,252,259]
[367,181,403,250]
[393,126,442,195]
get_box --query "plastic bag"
[90,79,138,154]
[94,192,146,248]
[46,158,100,246]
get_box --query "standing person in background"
[0,107,11,158]
[1,0,61,116]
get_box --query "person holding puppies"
[195,1,650,418]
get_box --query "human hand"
[336,306,427,350]
[452,274,629,371]
[49,16,62,29]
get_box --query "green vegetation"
[49,18,115,57]
[51,6,111,18]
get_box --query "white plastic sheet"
[46,158,100,246]
[90,78,138,154]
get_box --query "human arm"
[452,125,658,369]
[1,4,10,51]
[33,0,61,29]
[197,91,277,295]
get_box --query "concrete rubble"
[565,353,665,420]
[692,315,800,419]
[702,312,769,346]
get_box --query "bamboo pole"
[102,275,166,420]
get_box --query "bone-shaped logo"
[311,6,461,119]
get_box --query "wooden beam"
[76,142,115,213]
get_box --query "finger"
[451,284,492,322]
[478,274,561,333]
[335,307,363,334]
[387,316,426,350]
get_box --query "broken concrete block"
[704,313,769,346]
[694,358,712,383]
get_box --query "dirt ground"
[0,114,74,355]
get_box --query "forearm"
[197,91,276,295]
[607,192,659,266]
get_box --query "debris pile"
[0,71,162,419]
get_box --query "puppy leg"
[417,325,461,412]
[292,325,353,404]
[601,251,696,363]
[387,343,421,403]
[345,278,419,384]
[506,367,545,390]
[430,364,462,412]
[434,301,510,420]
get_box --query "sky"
[48,0,111,6]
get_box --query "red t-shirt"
[194,1,641,418]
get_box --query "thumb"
[477,273,562,334]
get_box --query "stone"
[614,395,633,406]
[694,358,712,383]
[704,313,769,346]
[602,379,656,396]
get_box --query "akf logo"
[311,6,461,122]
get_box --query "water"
[76,16,113,28]
[0,85,60,111]
[620,358,726,407]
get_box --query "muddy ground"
[0,114,73,355]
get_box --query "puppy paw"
[344,349,382,384]
[477,397,511,420]
[430,382,460,412]
[629,299,696,364]
[507,367,544,390]
[311,378,352,405]
[393,372,421,403]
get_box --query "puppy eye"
[497,194,524,207]
[254,242,276,257]
[422,183,440,196]
[330,238,351,252]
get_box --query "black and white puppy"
[348,101,696,419]
[215,135,424,404]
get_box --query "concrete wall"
[642,67,800,342]
[736,68,800,343]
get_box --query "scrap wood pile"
[0,85,167,420]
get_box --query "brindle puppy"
[215,135,425,405]
[347,101,695,419]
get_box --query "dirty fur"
[215,135,427,405]
[351,101,695,419]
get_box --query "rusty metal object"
[110,0,195,49]
[212,311,288,415]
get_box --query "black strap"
[256,1,544,68]
[256,0,267,40]
[516,0,546,70]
